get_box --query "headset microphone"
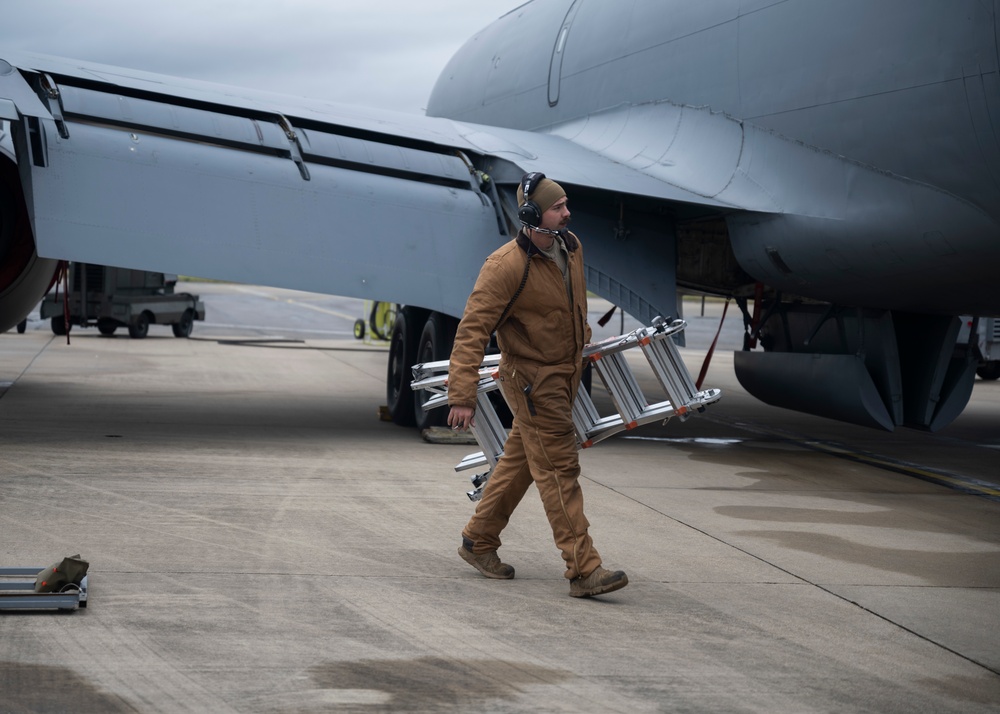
[529,225,567,237]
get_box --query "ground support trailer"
[40,264,205,339]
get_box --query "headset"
[494,172,552,333]
[498,172,570,332]
[517,172,547,229]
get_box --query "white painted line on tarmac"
[199,322,355,336]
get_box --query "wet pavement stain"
[0,662,135,713]
[920,674,1000,704]
[307,657,571,712]
[715,504,998,533]
[737,530,1000,586]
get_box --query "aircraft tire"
[386,307,423,426]
[413,312,457,431]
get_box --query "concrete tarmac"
[1,285,999,713]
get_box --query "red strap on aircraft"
[60,262,71,345]
[596,304,617,327]
[748,282,764,350]
[695,298,730,390]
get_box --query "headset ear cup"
[518,200,541,228]
[518,172,546,228]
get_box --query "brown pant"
[462,358,601,580]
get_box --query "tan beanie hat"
[517,176,566,214]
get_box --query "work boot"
[569,566,628,598]
[458,537,515,579]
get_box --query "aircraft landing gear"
[413,312,457,431]
[386,307,461,429]
[386,306,425,426]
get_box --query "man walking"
[447,172,628,598]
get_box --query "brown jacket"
[448,230,592,409]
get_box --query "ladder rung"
[456,452,488,471]
[592,351,648,425]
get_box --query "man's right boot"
[569,566,628,597]
[458,537,515,579]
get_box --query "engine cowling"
[734,301,977,432]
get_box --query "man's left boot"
[458,537,515,579]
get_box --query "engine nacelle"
[0,141,58,332]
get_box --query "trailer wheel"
[977,361,1000,381]
[50,316,69,336]
[172,309,194,338]
[98,319,117,336]
[129,311,151,339]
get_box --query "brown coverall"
[447,229,600,580]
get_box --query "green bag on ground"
[34,554,89,593]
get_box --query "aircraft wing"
[0,50,750,324]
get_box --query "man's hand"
[448,405,476,431]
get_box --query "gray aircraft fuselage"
[432,0,1000,223]
[429,0,1000,316]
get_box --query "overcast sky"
[0,0,527,115]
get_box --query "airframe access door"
[548,0,583,106]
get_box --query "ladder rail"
[411,316,722,500]
[0,568,89,611]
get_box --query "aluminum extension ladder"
[412,316,722,500]
[0,567,89,611]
